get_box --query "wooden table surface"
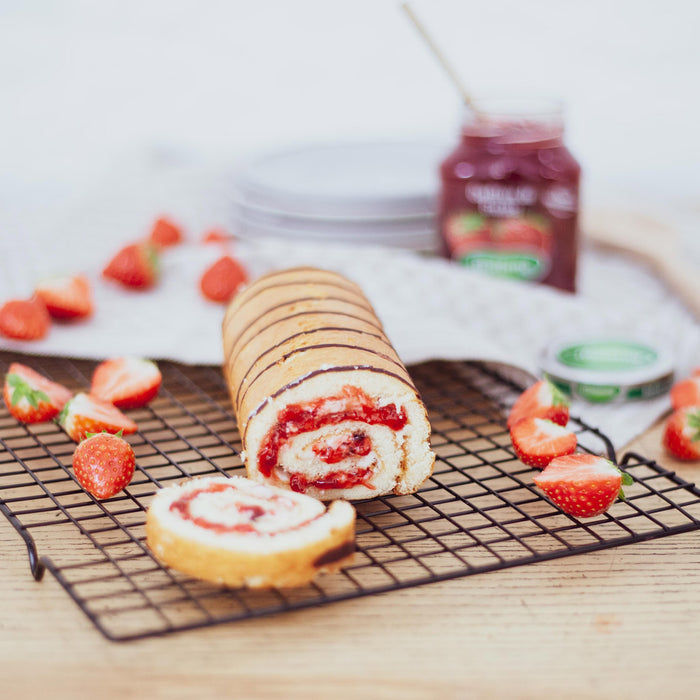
[2,400,700,699]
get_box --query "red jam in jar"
[438,99,581,292]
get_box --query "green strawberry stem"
[7,374,50,408]
[84,429,125,441]
[618,471,634,501]
[546,378,570,408]
[687,409,700,442]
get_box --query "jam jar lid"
[540,335,675,404]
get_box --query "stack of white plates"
[232,141,444,252]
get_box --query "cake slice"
[146,475,355,588]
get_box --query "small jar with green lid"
[540,336,674,404]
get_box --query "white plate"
[235,210,439,252]
[234,140,445,220]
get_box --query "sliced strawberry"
[35,274,94,320]
[91,357,162,409]
[199,254,248,303]
[663,406,700,461]
[59,393,137,442]
[148,217,183,248]
[3,363,72,423]
[510,417,577,468]
[507,378,570,430]
[533,454,631,518]
[670,376,700,411]
[0,297,51,341]
[72,431,135,499]
[103,242,159,290]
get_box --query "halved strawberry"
[3,363,73,423]
[73,431,135,499]
[507,378,570,430]
[35,274,93,320]
[533,454,632,518]
[148,217,183,248]
[510,417,577,468]
[103,242,159,289]
[59,393,138,442]
[199,254,248,303]
[670,376,700,411]
[91,357,162,409]
[663,406,700,461]
[0,297,51,341]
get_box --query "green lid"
[540,336,674,404]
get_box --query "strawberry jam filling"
[289,466,374,493]
[258,385,407,483]
[170,482,273,534]
[312,432,371,464]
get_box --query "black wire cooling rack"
[1,351,700,642]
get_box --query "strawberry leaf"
[7,373,23,388]
[31,389,50,407]
[84,429,124,440]
[6,374,49,407]
[57,400,71,425]
[7,374,28,405]
[145,243,160,276]
[687,409,700,442]
[10,385,28,406]
[617,472,633,501]
[547,379,570,408]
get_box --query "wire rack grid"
[1,351,700,642]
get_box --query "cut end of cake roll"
[222,267,435,501]
[146,475,356,588]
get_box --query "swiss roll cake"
[146,475,355,588]
[222,267,435,500]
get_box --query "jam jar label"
[443,202,553,282]
[464,182,537,216]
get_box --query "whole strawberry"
[0,297,51,341]
[199,254,248,303]
[148,217,183,248]
[663,406,700,460]
[3,363,73,423]
[533,454,632,518]
[72,432,135,499]
[103,242,159,290]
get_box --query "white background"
[1,0,699,240]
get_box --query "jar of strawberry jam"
[438,99,581,292]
